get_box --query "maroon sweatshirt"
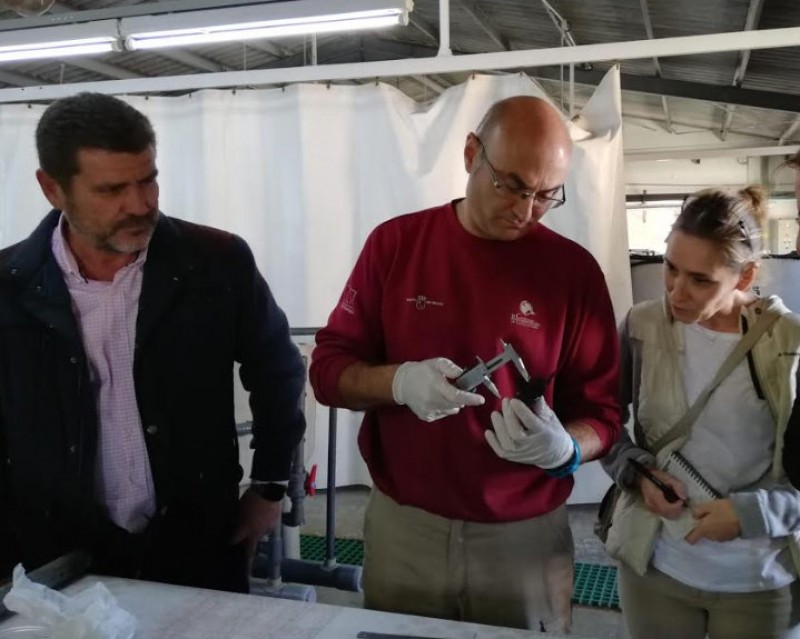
[311,202,620,522]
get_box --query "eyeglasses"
[475,136,566,209]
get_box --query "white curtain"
[0,70,629,500]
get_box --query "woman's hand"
[637,467,688,520]
[685,499,741,544]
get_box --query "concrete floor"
[299,486,629,638]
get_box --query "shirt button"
[69,356,79,364]
[68,444,77,454]
[9,268,17,276]
[146,425,158,435]
[198,472,204,481]
[160,506,169,516]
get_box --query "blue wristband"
[545,437,582,478]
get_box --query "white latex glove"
[485,397,574,469]
[392,358,485,422]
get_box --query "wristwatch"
[249,482,287,502]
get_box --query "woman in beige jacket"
[603,186,800,639]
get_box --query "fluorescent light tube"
[127,14,401,50]
[0,1,411,62]
[0,39,116,63]
[0,20,119,64]
[122,0,411,51]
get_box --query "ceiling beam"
[1,26,799,104]
[156,50,227,73]
[638,0,673,134]
[57,57,143,80]
[412,74,445,94]
[732,0,765,87]
[0,69,42,87]
[778,115,800,146]
[409,15,439,46]
[626,144,800,162]
[531,67,800,114]
[719,0,765,140]
[638,0,662,77]
[251,37,350,70]
[540,0,577,47]
[246,40,292,60]
[458,0,510,51]
[660,95,674,134]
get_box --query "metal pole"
[437,0,451,56]
[569,62,575,118]
[324,406,337,567]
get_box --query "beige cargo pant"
[618,563,795,639]
[362,488,574,633]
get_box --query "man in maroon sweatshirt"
[310,96,620,632]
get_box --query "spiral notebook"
[660,451,723,541]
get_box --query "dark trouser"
[94,506,249,594]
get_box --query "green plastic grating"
[572,562,619,609]
[299,535,619,610]
[300,534,365,566]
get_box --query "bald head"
[475,96,572,165]
[458,96,572,241]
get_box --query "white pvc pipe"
[437,0,451,57]
[0,26,798,103]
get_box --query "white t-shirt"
[651,322,796,592]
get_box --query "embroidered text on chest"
[511,300,540,329]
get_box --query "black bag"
[593,484,622,543]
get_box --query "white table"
[0,576,570,638]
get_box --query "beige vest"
[606,295,800,575]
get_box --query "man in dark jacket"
[0,92,306,593]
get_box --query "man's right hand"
[392,358,485,422]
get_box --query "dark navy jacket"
[0,210,305,586]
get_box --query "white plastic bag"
[2,565,136,639]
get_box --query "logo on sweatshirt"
[406,294,444,311]
[511,300,540,329]
[341,286,358,315]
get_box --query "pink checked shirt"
[52,217,156,533]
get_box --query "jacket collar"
[0,210,80,344]
[1,209,62,283]
[0,210,201,349]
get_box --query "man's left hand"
[684,499,741,544]
[485,397,575,469]
[231,488,283,578]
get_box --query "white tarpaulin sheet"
[0,70,628,501]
